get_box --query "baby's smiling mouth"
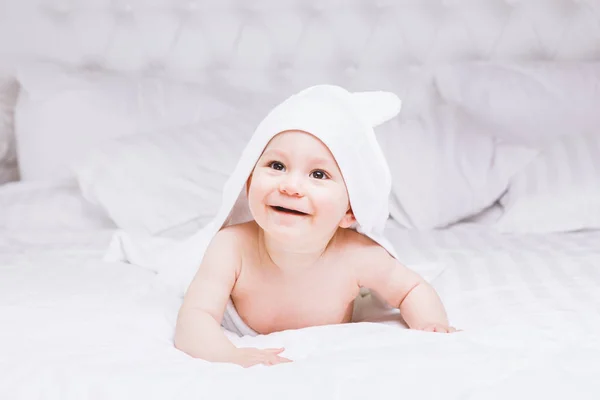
[270,206,309,216]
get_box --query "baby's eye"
[268,161,285,171]
[310,170,329,180]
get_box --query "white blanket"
[1,218,600,399]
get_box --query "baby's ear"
[339,208,356,229]
[350,91,401,128]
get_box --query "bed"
[2,181,600,399]
[1,1,600,399]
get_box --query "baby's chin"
[260,217,312,237]
[252,212,311,237]
[256,217,346,246]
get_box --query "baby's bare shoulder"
[216,221,256,242]
[194,222,257,282]
[338,228,391,261]
[214,221,258,256]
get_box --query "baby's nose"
[279,176,303,197]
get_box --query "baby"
[174,86,456,368]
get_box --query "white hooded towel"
[104,84,403,334]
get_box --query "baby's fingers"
[261,349,292,366]
[262,355,292,366]
[263,359,291,366]
[422,324,455,333]
[437,326,455,333]
[264,347,285,354]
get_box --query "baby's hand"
[229,347,292,368]
[416,323,460,333]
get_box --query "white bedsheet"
[1,185,600,399]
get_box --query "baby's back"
[228,221,363,335]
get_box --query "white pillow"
[379,104,538,230]
[435,62,600,144]
[74,109,267,236]
[495,131,600,234]
[0,73,19,184]
[0,180,116,232]
[13,62,239,181]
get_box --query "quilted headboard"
[0,0,599,183]
[1,0,599,81]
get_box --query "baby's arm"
[174,229,240,360]
[354,243,456,332]
[174,229,291,366]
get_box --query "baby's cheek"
[247,182,267,214]
[316,191,348,217]
[248,174,269,197]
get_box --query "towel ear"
[294,84,401,128]
[350,91,402,128]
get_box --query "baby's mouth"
[270,206,309,216]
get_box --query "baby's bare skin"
[230,221,361,335]
[174,130,457,368]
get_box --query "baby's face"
[247,130,354,239]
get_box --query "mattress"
[1,182,600,400]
